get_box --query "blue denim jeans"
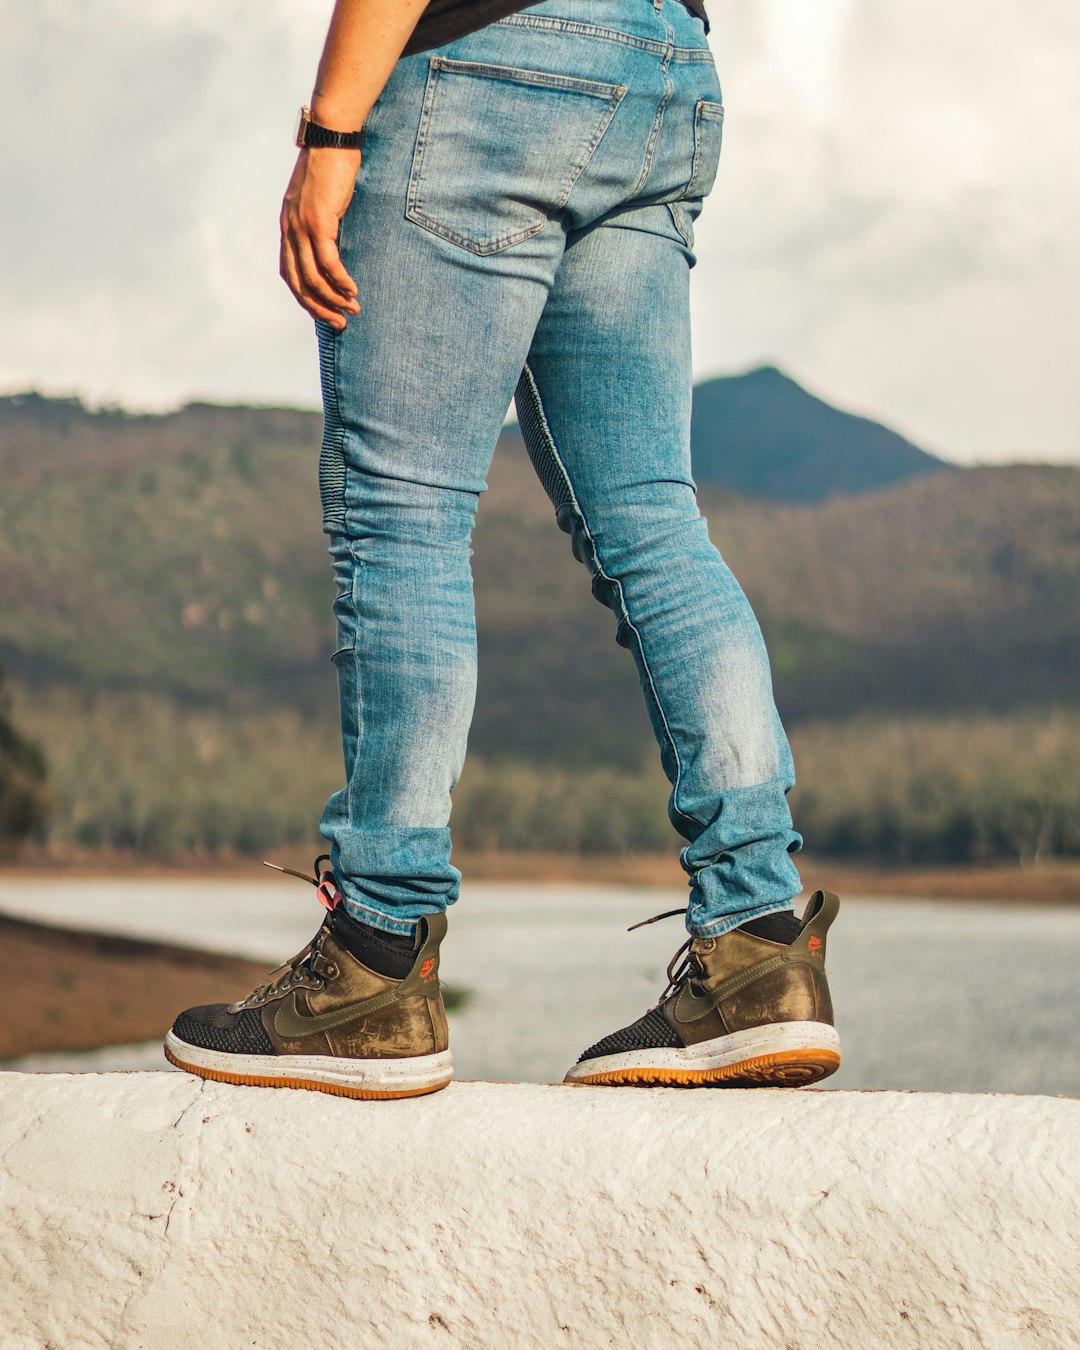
[315,0,804,937]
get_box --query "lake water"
[2,878,1078,1096]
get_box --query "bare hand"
[279,147,363,329]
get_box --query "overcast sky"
[3,0,1077,462]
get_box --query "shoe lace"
[230,854,342,1010]
[263,852,342,911]
[627,906,702,1006]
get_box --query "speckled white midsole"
[564,1020,840,1082]
[165,1031,453,1093]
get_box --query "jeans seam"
[492,11,715,61]
[629,40,674,197]
[430,55,629,98]
[516,361,703,835]
[666,199,693,249]
[690,899,797,939]
[343,560,365,863]
[342,893,419,936]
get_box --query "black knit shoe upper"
[574,908,802,1065]
[172,1003,274,1056]
[577,1007,681,1063]
[168,851,428,1059]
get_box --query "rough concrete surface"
[0,1074,1077,1349]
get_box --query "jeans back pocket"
[405,57,626,255]
[685,98,724,201]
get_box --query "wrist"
[310,97,369,132]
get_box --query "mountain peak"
[691,367,944,502]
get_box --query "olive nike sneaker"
[565,889,840,1087]
[164,856,453,1100]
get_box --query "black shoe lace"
[627,905,702,1007]
[230,855,341,1011]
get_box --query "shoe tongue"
[685,910,800,976]
[685,939,712,979]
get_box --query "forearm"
[310,0,428,131]
[280,0,425,326]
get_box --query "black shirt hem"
[401,0,709,58]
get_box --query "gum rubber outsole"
[567,1047,841,1088]
[163,1044,453,1100]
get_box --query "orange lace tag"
[316,867,341,911]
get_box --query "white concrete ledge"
[1,1075,1077,1349]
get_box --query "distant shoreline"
[1,854,1076,1063]
[1,848,1077,904]
[0,912,270,1062]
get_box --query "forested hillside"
[0,393,1074,751]
[1,390,1076,863]
[0,665,48,853]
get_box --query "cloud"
[696,0,1080,458]
[1,0,331,407]
[1,0,1077,460]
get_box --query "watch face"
[294,106,310,147]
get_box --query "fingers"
[278,235,334,327]
[310,231,358,304]
[279,214,360,329]
[277,148,364,328]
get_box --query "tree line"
[4,681,1077,868]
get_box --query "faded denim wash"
[315,0,804,937]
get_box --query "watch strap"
[296,106,364,150]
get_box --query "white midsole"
[564,1020,840,1081]
[164,1031,453,1091]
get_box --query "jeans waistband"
[490,0,713,61]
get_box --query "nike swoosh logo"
[272,987,402,1041]
[673,954,790,1024]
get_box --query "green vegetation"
[5,684,675,857]
[0,666,49,854]
[10,685,1078,865]
[789,711,1080,865]
[9,688,339,856]
[2,395,1077,750]
[2,392,1077,868]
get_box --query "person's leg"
[166,13,636,1093]
[318,0,803,942]
[505,0,839,1087]
[515,101,801,939]
[534,189,841,1083]
[315,21,643,934]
